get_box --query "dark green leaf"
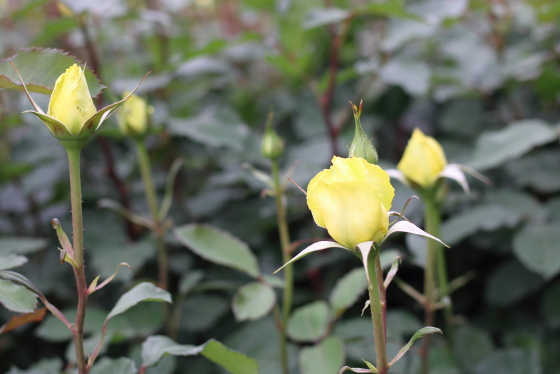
[200,339,259,374]
[299,336,345,374]
[0,280,37,313]
[329,267,367,316]
[513,223,560,278]
[287,301,330,342]
[175,224,260,278]
[106,282,172,320]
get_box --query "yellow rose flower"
[47,64,97,136]
[307,156,394,249]
[118,92,150,137]
[397,128,447,188]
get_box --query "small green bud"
[348,100,378,164]
[261,113,284,160]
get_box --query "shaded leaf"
[287,301,330,342]
[0,237,47,256]
[541,281,560,329]
[0,254,28,271]
[299,336,345,374]
[513,223,560,278]
[89,357,136,374]
[470,120,558,170]
[141,335,203,367]
[486,260,543,306]
[232,281,276,321]
[303,8,351,29]
[175,224,260,278]
[329,267,367,316]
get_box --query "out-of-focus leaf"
[513,223,560,278]
[470,120,558,170]
[329,267,367,316]
[0,254,27,271]
[454,324,495,370]
[303,8,350,29]
[168,108,249,151]
[175,224,260,278]
[379,59,430,96]
[473,348,541,374]
[224,316,299,374]
[0,48,104,97]
[36,308,106,342]
[505,150,560,193]
[486,260,544,306]
[541,281,560,329]
[386,309,422,338]
[441,205,520,245]
[200,340,259,374]
[89,357,137,374]
[180,294,229,332]
[106,282,172,320]
[141,335,203,367]
[0,237,47,256]
[0,280,37,313]
[232,281,276,321]
[287,301,330,342]
[299,336,345,374]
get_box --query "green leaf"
[287,301,330,342]
[200,339,259,374]
[175,224,260,278]
[505,149,560,193]
[36,308,106,343]
[141,335,203,367]
[0,48,104,97]
[180,294,229,332]
[232,281,276,321]
[89,357,137,374]
[486,260,543,306]
[470,120,558,170]
[541,281,560,329]
[389,326,442,366]
[299,336,345,374]
[0,254,28,271]
[329,267,367,316]
[359,0,420,20]
[302,8,351,29]
[0,280,37,313]
[106,282,172,321]
[0,237,47,256]
[513,223,560,278]
[441,205,520,245]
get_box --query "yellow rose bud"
[307,156,394,249]
[47,64,97,136]
[397,128,447,188]
[118,92,150,137]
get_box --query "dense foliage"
[1,0,560,373]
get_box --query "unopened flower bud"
[48,64,97,136]
[261,115,284,160]
[118,92,151,137]
[348,100,378,164]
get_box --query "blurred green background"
[1,0,560,373]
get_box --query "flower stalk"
[271,159,292,374]
[133,139,168,290]
[366,245,389,374]
[65,144,89,374]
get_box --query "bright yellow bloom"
[307,156,394,249]
[47,64,97,136]
[397,128,447,188]
[119,92,149,137]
